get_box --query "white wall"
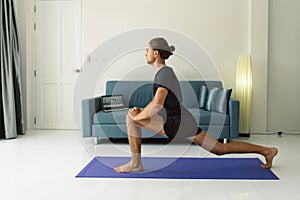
[83,0,250,91]
[268,0,300,133]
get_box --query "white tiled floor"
[0,130,299,200]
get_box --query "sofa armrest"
[229,99,239,138]
[81,96,102,137]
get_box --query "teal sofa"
[82,80,239,144]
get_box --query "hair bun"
[169,45,175,52]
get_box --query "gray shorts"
[163,113,202,139]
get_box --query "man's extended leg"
[191,131,278,168]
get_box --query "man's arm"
[129,87,168,121]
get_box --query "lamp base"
[239,133,250,138]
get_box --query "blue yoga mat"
[76,157,279,180]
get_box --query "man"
[114,37,278,173]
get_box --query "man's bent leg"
[114,114,144,173]
[114,113,166,173]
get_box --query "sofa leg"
[94,137,101,145]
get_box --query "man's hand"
[128,107,142,121]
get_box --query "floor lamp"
[236,54,253,136]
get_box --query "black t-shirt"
[153,66,200,139]
[153,66,182,116]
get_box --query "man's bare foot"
[114,161,143,173]
[261,147,278,168]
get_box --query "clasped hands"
[128,107,143,121]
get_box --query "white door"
[35,0,82,129]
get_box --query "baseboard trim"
[239,133,250,138]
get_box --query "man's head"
[145,37,175,64]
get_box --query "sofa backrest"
[106,81,152,108]
[106,80,223,108]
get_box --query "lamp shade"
[236,54,253,134]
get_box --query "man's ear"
[153,49,159,58]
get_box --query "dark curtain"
[0,0,24,139]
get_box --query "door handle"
[73,68,81,73]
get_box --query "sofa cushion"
[205,87,221,111]
[205,87,232,114]
[214,88,232,114]
[188,108,229,125]
[93,109,130,124]
[198,85,208,108]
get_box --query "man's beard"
[146,58,154,65]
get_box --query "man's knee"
[126,113,143,127]
[126,113,135,125]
